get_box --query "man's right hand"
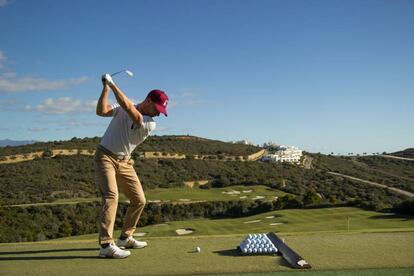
[101,74,114,86]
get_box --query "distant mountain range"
[0,139,38,147]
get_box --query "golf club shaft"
[110,70,125,76]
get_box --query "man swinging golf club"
[95,72,168,258]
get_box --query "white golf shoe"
[116,236,148,249]
[99,243,131,259]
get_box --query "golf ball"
[196,246,201,252]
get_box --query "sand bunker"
[222,190,241,195]
[269,223,284,226]
[148,200,161,203]
[239,196,247,199]
[243,190,253,193]
[176,228,195,235]
[266,216,275,219]
[243,220,261,224]
[252,196,265,200]
[178,198,191,202]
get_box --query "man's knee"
[102,191,118,203]
[131,196,146,207]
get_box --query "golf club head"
[111,69,134,77]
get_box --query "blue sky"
[0,0,413,154]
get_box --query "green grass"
[67,207,414,240]
[144,185,288,202]
[49,185,287,205]
[1,207,414,275]
[1,232,413,275]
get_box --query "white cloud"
[0,75,89,93]
[0,49,89,93]
[0,50,6,69]
[169,91,208,108]
[25,97,97,114]
[0,0,13,8]
[28,127,48,132]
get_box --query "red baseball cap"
[148,89,169,116]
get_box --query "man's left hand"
[101,74,114,86]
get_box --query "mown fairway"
[1,207,413,275]
[51,185,286,206]
[144,184,287,202]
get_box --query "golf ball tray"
[239,233,278,255]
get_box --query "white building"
[232,139,254,145]
[261,145,303,164]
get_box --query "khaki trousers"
[94,147,146,245]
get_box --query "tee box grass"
[1,207,414,275]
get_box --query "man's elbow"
[96,108,109,117]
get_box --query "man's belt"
[98,145,130,161]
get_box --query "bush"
[42,149,53,158]
[393,199,414,216]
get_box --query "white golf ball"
[196,246,201,252]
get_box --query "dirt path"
[328,172,414,198]
[303,155,313,169]
[1,149,267,164]
[379,155,414,162]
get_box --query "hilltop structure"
[232,139,254,145]
[261,145,303,164]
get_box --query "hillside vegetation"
[312,154,414,193]
[0,154,407,209]
[0,135,261,157]
[391,148,414,158]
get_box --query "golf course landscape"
[1,136,414,275]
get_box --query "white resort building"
[261,145,303,164]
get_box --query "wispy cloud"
[0,49,89,93]
[25,97,97,114]
[0,74,89,93]
[28,127,48,132]
[0,0,13,8]
[0,50,6,69]
[153,126,175,133]
[169,91,208,108]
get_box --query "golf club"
[110,69,134,77]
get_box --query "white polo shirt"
[100,103,156,156]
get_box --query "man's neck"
[136,103,147,116]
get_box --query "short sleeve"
[110,103,120,117]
